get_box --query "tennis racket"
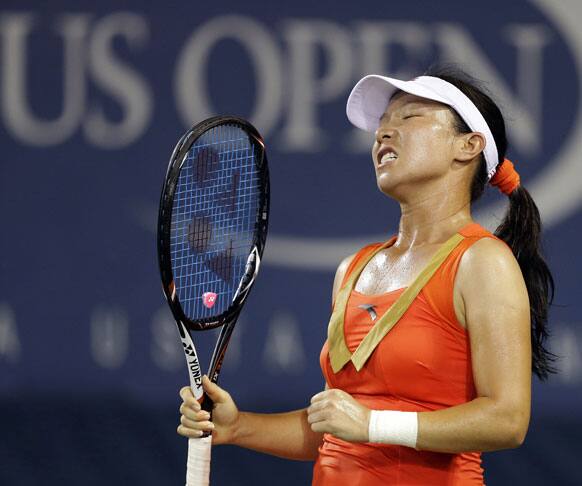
[157,116,269,486]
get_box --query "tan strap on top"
[327,232,465,373]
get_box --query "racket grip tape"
[186,436,212,486]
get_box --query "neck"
[394,185,473,249]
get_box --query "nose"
[375,125,396,145]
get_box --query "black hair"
[423,65,559,381]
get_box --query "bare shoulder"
[455,236,530,326]
[458,236,521,284]
[331,253,357,304]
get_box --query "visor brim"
[346,75,449,132]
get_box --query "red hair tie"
[490,158,520,195]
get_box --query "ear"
[455,132,486,163]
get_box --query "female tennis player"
[176,66,557,485]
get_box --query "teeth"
[380,152,398,164]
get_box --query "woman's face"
[371,92,461,198]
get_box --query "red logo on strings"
[202,292,217,308]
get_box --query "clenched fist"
[307,388,371,442]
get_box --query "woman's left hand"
[307,388,371,442]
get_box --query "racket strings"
[170,125,261,320]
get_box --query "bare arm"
[232,409,321,460]
[415,238,532,452]
[179,380,322,460]
[178,253,356,460]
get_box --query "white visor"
[346,74,499,180]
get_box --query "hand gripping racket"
[157,116,269,486]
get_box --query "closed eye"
[403,114,420,119]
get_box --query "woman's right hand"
[178,374,240,445]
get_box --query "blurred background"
[1,0,581,484]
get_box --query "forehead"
[380,92,450,120]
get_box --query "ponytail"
[494,185,558,380]
[424,64,559,381]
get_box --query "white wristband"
[368,410,418,449]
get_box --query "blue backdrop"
[1,0,581,484]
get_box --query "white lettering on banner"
[505,24,552,142]
[0,303,20,364]
[0,12,151,148]
[280,21,352,150]
[174,15,283,134]
[0,13,559,156]
[261,1,582,270]
[151,307,183,371]
[553,323,582,385]
[85,12,152,148]
[435,23,551,154]
[347,22,432,152]
[0,13,89,146]
[90,306,128,369]
[263,312,306,375]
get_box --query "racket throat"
[177,320,204,400]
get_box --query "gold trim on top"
[327,232,465,373]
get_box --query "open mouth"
[377,146,398,167]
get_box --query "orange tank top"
[313,222,505,486]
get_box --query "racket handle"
[186,436,212,486]
[200,394,214,438]
[201,394,214,413]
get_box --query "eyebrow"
[380,101,433,122]
[380,106,416,122]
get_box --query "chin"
[376,177,399,198]
[376,171,416,201]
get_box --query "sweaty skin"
[177,93,531,460]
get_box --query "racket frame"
[157,115,269,332]
[157,115,269,415]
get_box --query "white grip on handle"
[185,436,212,486]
